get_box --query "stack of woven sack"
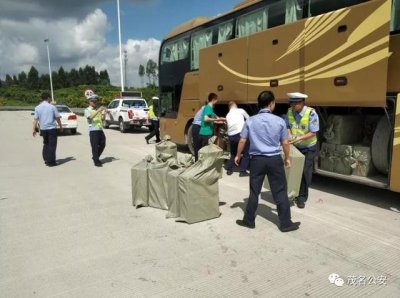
[320,115,376,177]
[131,136,225,223]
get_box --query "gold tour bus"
[158,0,400,192]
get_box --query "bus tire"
[371,115,392,175]
[186,124,195,155]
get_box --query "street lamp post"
[44,39,54,102]
[117,0,124,92]
[124,50,127,88]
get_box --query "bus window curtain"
[285,0,303,24]
[391,0,400,31]
[191,31,212,69]
[237,8,268,37]
[170,43,179,62]
[177,39,189,60]
[218,22,234,43]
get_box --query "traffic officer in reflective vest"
[285,92,319,209]
[235,91,300,232]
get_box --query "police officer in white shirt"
[225,101,250,176]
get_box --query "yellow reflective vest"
[288,107,317,148]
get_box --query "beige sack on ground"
[176,142,224,223]
[147,161,170,210]
[131,155,153,208]
[155,135,177,162]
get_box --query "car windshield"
[57,106,72,113]
[122,100,146,108]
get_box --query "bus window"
[285,0,304,24]
[191,29,213,70]
[217,20,234,43]
[308,0,367,17]
[392,0,400,32]
[161,37,189,65]
[236,7,268,37]
[160,91,173,115]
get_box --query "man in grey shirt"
[32,92,62,166]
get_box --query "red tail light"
[128,110,133,119]
[68,115,77,120]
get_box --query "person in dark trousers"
[32,92,62,167]
[192,104,205,161]
[199,92,225,149]
[145,97,161,144]
[225,101,250,177]
[84,95,106,167]
[285,92,319,209]
[235,91,300,232]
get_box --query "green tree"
[99,70,110,85]
[138,64,145,87]
[146,59,158,86]
[39,74,50,90]
[27,66,39,89]
[18,71,27,87]
[5,75,13,86]
[58,66,68,88]
[12,75,18,85]
[68,68,80,87]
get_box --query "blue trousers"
[89,130,106,163]
[297,146,317,203]
[41,129,58,164]
[244,155,292,228]
[226,133,249,172]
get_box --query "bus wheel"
[371,115,392,174]
[186,125,195,155]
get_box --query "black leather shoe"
[239,171,250,177]
[296,199,305,209]
[226,171,233,176]
[236,219,255,229]
[280,222,301,232]
[94,162,103,167]
[156,139,161,143]
[46,162,57,167]
[145,138,149,144]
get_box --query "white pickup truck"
[103,91,151,133]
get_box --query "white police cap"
[287,92,308,103]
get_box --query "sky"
[0,0,240,88]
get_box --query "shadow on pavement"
[101,157,119,164]
[56,156,76,165]
[230,197,280,228]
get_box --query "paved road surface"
[1,111,399,297]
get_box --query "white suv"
[104,92,151,133]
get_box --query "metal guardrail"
[0,106,85,115]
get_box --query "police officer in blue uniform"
[32,92,62,167]
[285,92,319,209]
[235,91,300,232]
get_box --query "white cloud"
[0,8,160,88]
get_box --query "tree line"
[0,65,110,90]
